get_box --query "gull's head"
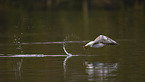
[83,41,94,50]
[83,45,89,50]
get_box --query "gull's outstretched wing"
[94,35,118,45]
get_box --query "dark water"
[0,1,145,82]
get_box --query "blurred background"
[0,0,144,54]
[0,0,145,82]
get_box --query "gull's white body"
[84,35,119,49]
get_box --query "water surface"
[0,1,145,82]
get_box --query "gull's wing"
[94,35,118,45]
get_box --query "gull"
[83,35,119,49]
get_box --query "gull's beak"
[83,46,89,50]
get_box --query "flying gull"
[83,35,119,49]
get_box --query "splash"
[63,41,72,56]
[13,33,24,53]
[62,34,81,56]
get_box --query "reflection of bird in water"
[83,35,119,49]
[85,60,94,69]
